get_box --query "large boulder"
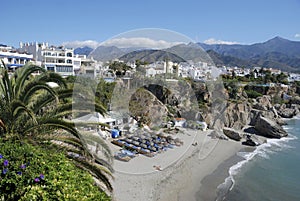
[223,127,242,141]
[209,130,228,140]
[250,109,276,125]
[254,116,288,138]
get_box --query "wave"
[217,132,297,200]
[292,115,300,120]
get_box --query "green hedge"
[0,140,110,201]
[245,90,263,99]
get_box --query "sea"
[221,116,300,201]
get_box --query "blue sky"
[1,0,300,47]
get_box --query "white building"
[78,55,102,78]
[19,42,80,77]
[0,44,33,70]
[288,73,300,82]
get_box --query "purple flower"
[3,160,8,166]
[39,174,45,180]
[34,178,40,183]
[0,154,3,159]
[17,171,22,175]
[2,168,8,174]
[20,164,26,169]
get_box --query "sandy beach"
[111,129,244,201]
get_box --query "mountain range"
[74,36,300,72]
[199,37,300,72]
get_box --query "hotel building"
[19,42,81,77]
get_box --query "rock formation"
[223,127,242,141]
[254,116,288,138]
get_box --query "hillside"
[74,46,93,56]
[119,49,186,63]
[199,37,300,72]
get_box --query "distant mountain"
[166,43,214,64]
[207,50,251,67]
[199,37,300,59]
[119,49,186,63]
[199,37,300,72]
[74,37,300,72]
[88,46,125,62]
[74,46,93,56]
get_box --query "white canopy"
[73,112,116,124]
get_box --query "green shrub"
[245,90,263,99]
[0,140,110,201]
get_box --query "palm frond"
[71,157,113,192]
[13,65,45,98]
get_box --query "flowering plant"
[0,144,45,200]
[0,140,110,200]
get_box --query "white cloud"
[295,34,300,38]
[62,40,100,49]
[62,38,185,49]
[102,37,184,49]
[203,38,239,45]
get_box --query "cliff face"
[224,102,252,130]
[129,88,169,127]
[128,78,299,141]
[222,94,299,140]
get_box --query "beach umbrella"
[125,139,133,143]
[133,136,139,141]
[150,147,157,152]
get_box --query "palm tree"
[0,63,113,193]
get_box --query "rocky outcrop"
[290,96,300,105]
[242,137,256,146]
[223,127,242,141]
[253,95,272,111]
[129,88,169,127]
[250,109,278,126]
[208,130,228,140]
[224,102,251,130]
[277,108,298,118]
[274,102,300,118]
[254,116,288,138]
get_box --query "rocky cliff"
[221,94,300,141]
[127,78,300,142]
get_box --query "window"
[47,67,55,71]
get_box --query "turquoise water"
[223,117,300,201]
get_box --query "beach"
[111,129,244,201]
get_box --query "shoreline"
[111,115,298,201]
[212,116,299,201]
[113,114,297,201]
[197,151,244,201]
[112,129,244,201]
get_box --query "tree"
[0,63,113,193]
[108,61,132,77]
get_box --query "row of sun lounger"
[112,133,184,158]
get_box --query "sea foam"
[218,130,297,195]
